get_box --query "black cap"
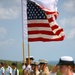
[12,62,17,66]
[0,62,4,66]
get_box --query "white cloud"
[0,39,15,47]
[0,27,16,47]
[59,18,68,27]
[0,7,20,19]
[0,27,7,35]
[63,0,75,13]
[59,16,75,39]
[59,17,75,27]
[0,0,21,19]
[0,0,21,7]
[66,28,75,39]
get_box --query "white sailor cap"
[39,59,48,64]
[26,56,34,60]
[57,56,74,66]
[31,61,39,66]
[34,61,39,65]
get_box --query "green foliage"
[19,69,22,75]
[47,64,54,71]
[57,70,62,75]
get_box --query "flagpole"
[21,0,25,63]
[28,42,30,65]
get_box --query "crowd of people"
[0,56,75,75]
[22,56,75,75]
[22,56,50,75]
[0,61,19,75]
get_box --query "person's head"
[0,62,4,68]
[26,56,34,65]
[31,61,35,70]
[39,59,48,70]
[12,62,17,69]
[73,64,75,72]
[34,62,39,70]
[4,62,9,68]
[57,56,74,74]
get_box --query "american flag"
[27,0,65,42]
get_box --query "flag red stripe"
[51,25,58,30]
[28,31,54,35]
[47,17,54,23]
[28,29,64,35]
[28,23,50,27]
[55,29,64,35]
[28,36,64,42]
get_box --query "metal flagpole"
[21,0,25,63]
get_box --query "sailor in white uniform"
[0,62,5,75]
[50,56,75,75]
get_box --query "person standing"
[50,56,75,75]
[25,56,35,75]
[29,61,40,75]
[39,59,49,75]
[22,62,26,75]
[29,61,35,75]
[34,62,40,75]
[49,65,58,75]
[11,62,19,75]
[4,62,12,75]
[73,64,75,73]
[0,62,5,75]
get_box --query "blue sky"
[0,0,75,62]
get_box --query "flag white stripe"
[28,20,48,24]
[28,32,64,39]
[28,20,62,34]
[46,14,53,19]
[28,27,52,31]
[53,27,62,33]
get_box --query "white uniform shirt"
[5,66,12,75]
[26,65,31,71]
[73,73,75,75]
[22,65,26,70]
[50,72,75,75]
[12,68,19,75]
[50,71,57,75]
[0,67,5,75]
